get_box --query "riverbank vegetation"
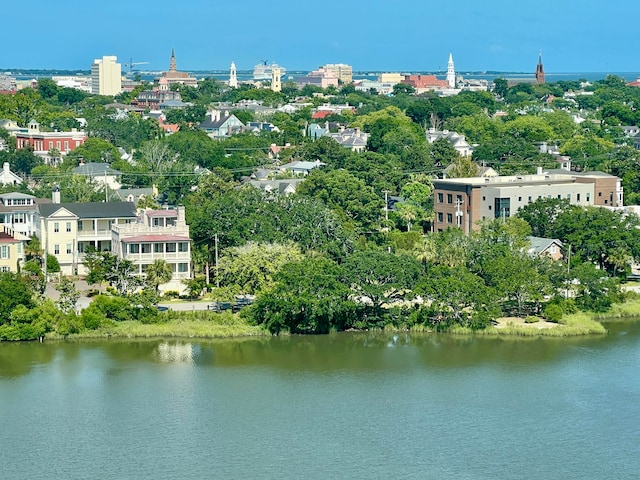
[3,75,640,340]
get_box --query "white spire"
[446,53,456,88]
[229,61,238,88]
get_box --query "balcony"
[77,229,112,238]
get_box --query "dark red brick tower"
[535,51,545,84]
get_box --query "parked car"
[207,301,233,312]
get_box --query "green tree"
[415,265,498,330]
[0,272,35,325]
[251,257,354,334]
[56,276,80,314]
[145,259,173,294]
[217,242,303,294]
[342,250,423,314]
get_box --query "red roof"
[146,209,178,217]
[312,110,333,119]
[121,234,190,243]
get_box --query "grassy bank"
[48,311,267,340]
[592,299,640,321]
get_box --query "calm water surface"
[1,323,640,479]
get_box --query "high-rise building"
[229,62,238,88]
[535,52,545,84]
[446,53,456,88]
[322,64,353,84]
[91,56,122,96]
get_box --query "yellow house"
[0,226,28,273]
[36,200,137,275]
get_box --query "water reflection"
[1,321,639,378]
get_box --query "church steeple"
[169,48,177,72]
[229,61,238,88]
[446,53,456,88]
[535,51,545,84]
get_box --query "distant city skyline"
[4,0,639,73]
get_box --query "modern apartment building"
[111,207,191,293]
[433,170,624,234]
[91,55,122,96]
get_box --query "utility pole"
[214,233,220,288]
[383,190,390,223]
[455,197,463,229]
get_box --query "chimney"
[52,185,61,204]
[3,162,9,173]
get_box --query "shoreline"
[8,299,640,343]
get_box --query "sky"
[3,0,639,73]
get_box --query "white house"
[111,207,192,293]
[427,129,473,157]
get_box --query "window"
[437,212,443,223]
[166,217,177,227]
[456,195,462,205]
[1,266,9,272]
[166,243,176,253]
[0,246,8,259]
[153,218,162,227]
[154,243,164,253]
[54,222,59,233]
[557,195,561,199]
[129,244,140,254]
[17,243,21,254]
[447,194,453,204]
[518,197,522,202]
[78,220,83,230]
[586,193,591,202]
[482,196,486,201]
[54,244,60,255]
[66,222,72,232]
[494,198,511,219]
[598,192,602,197]
[528,196,532,202]
[438,193,444,203]
[141,243,152,254]
[66,244,72,254]
[178,263,188,273]
[178,242,189,253]
[577,194,581,201]
[13,213,25,224]
[447,213,453,224]
[64,141,69,151]
[566,194,571,201]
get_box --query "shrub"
[543,304,564,323]
[163,290,180,299]
[524,316,539,324]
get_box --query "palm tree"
[145,259,173,294]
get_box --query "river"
[1,323,639,479]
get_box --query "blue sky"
[4,0,638,73]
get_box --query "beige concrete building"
[111,207,191,293]
[91,56,122,96]
[322,63,353,84]
[433,170,623,235]
[378,73,404,84]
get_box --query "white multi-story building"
[111,207,192,293]
[91,56,122,96]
